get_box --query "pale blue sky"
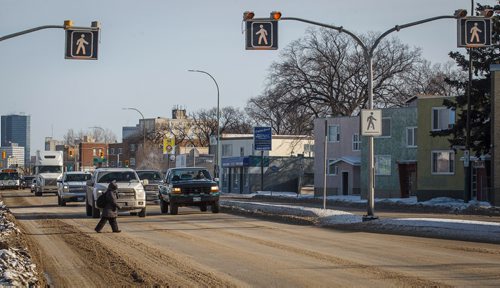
[0,0,486,153]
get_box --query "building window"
[328,160,339,175]
[406,127,417,147]
[109,148,115,155]
[380,118,391,137]
[352,134,361,151]
[92,149,97,156]
[240,147,245,156]
[222,144,233,157]
[375,155,391,175]
[432,107,455,131]
[328,125,340,142]
[118,148,123,154]
[130,144,135,152]
[130,157,136,166]
[432,151,455,174]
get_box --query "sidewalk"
[220,192,500,244]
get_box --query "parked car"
[22,175,36,189]
[158,167,220,215]
[86,168,146,218]
[57,172,92,206]
[136,170,163,202]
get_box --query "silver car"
[136,170,163,202]
[57,172,92,206]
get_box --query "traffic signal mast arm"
[280,14,458,58]
[0,25,64,42]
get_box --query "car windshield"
[38,166,62,173]
[97,171,139,183]
[137,171,162,181]
[0,173,19,180]
[170,169,211,181]
[65,174,92,182]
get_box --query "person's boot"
[110,218,121,233]
[95,217,106,233]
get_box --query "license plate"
[193,197,201,202]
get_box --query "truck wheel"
[91,198,100,218]
[200,204,207,212]
[160,199,168,214]
[35,189,42,197]
[138,207,146,217]
[211,201,220,213]
[170,202,178,215]
[60,198,66,206]
[57,195,61,206]
[86,201,92,216]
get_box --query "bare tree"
[246,27,430,135]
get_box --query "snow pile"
[221,200,363,224]
[0,201,38,286]
[221,198,500,243]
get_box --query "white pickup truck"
[86,168,146,218]
[57,171,92,206]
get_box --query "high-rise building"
[1,114,30,164]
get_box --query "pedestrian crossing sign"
[361,109,382,136]
[245,20,278,50]
[65,28,99,60]
[457,16,492,48]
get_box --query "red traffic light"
[270,11,282,20]
[454,9,468,18]
[481,9,494,18]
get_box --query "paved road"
[2,189,500,287]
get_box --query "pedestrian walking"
[94,180,121,233]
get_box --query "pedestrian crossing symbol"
[65,28,99,60]
[457,16,492,48]
[246,20,278,50]
[361,109,382,136]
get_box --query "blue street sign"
[246,20,278,50]
[254,126,272,151]
[457,16,492,48]
[65,29,99,60]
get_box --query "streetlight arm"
[281,17,368,52]
[0,25,64,42]
[123,107,144,120]
[371,15,458,55]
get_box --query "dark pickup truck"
[158,167,220,215]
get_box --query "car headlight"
[136,188,145,198]
[97,190,104,196]
[172,187,182,194]
[211,186,219,193]
[63,185,69,192]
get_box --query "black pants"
[95,217,119,232]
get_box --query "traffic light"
[481,9,494,18]
[100,151,104,159]
[243,11,255,21]
[454,9,468,18]
[270,11,282,20]
[69,150,73,157]
[1,151,5,159]
[124,160,129,167]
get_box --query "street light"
[89,126,108,167]
[188,69,221,185]
[258,10,463,220]
[122,107,146,160]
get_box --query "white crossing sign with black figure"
[361,109,382,136]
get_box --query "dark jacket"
[102,188,120,218]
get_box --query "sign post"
[254,127,272,192]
